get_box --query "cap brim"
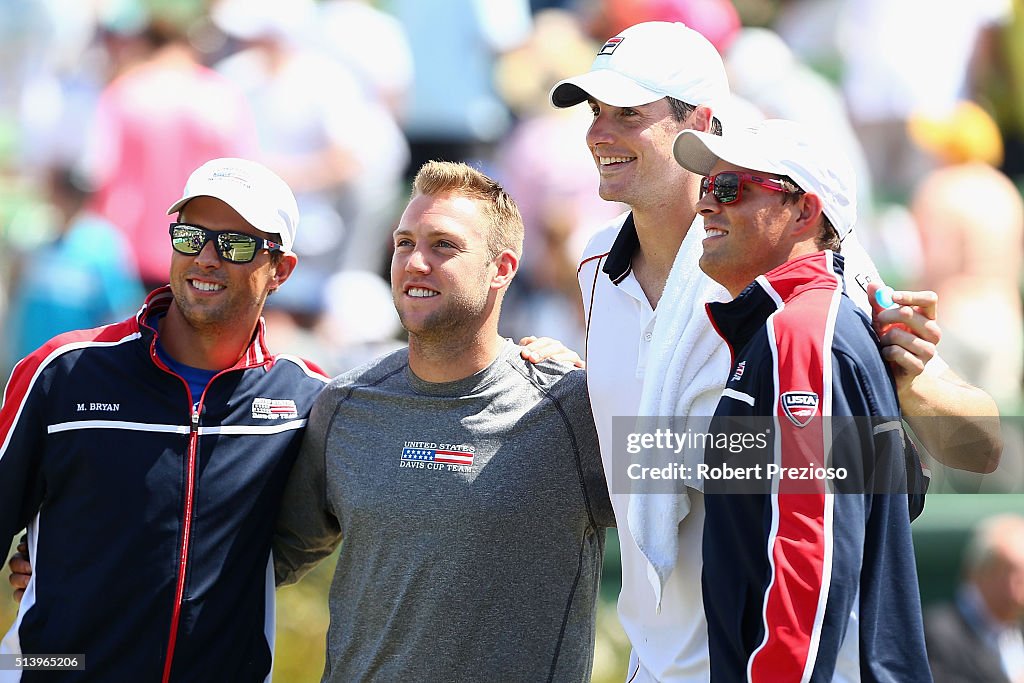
[166,197,189,216]
[672,131,723,176]
[672,129,785,178]
[549,70,665,109]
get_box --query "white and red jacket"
[703,251,930,683]
[0,288,328,682]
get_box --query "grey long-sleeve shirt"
[273,341,614,682]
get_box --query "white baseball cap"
[549,22,729,110]
[167,158,299,252]
[672,119,857,237]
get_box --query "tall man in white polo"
[550,20,1002,682]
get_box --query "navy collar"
[706,251,847,353]
[602,213,638,285]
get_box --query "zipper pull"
[191,407,200,433]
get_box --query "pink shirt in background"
[87,59,258,285]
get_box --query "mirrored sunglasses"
[169,223,281,264]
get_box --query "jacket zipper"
[160,405,201,683]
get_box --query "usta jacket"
[702,251,931,683]
[0,287,328,682]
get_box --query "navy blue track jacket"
[0,288,328,682]
[702,251,930,683]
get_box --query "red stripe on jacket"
[0,319,140,459]
[749,256,843,681]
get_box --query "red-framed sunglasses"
[700,171,799,205]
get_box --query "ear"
[490,249,519,291]
[689,105,715,133]
[791,193,825,241]
[268,253,298,292]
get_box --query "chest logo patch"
[731,360,746,383]
[781,391,819,428]
[251,397,298,420]
[400,441,475,471]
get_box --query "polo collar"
[602,212,639,285]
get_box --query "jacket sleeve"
[0,352,51,545]
[272,385,343,586]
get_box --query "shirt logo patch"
[731,361,746,382]
[598,36,624,56]
[251,397,298,420]
[781,391,819,428]
[399,441,476,471]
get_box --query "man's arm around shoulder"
[273,384,344,586]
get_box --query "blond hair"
[411,161,524,259]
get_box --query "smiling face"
[585,97,695,211]
[170,196,295,333]
[695,160,805,297]
[391,192,510,343]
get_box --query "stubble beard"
[172,280,261,336]
[397,287,491,352]
[175,293,228,335]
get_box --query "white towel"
[626,216,732,608]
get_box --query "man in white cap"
[549,20,999,682]
[0,158,329,682]
[676,118,931,682]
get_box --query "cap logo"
[781,391,819,428]
[210,169,252,189]
[598,36,624,56]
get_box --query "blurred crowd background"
[2,0,1024,680]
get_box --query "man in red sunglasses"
[550,20,1000,683]
[675,118,931,682]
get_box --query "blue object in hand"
[875,286,897,310]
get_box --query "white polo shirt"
[577,211,941,683]
[579,212,716,683]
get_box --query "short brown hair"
[411,161,524,259]
[666,97,723,136]
[816,219,841,252]
[775,176,841,252]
